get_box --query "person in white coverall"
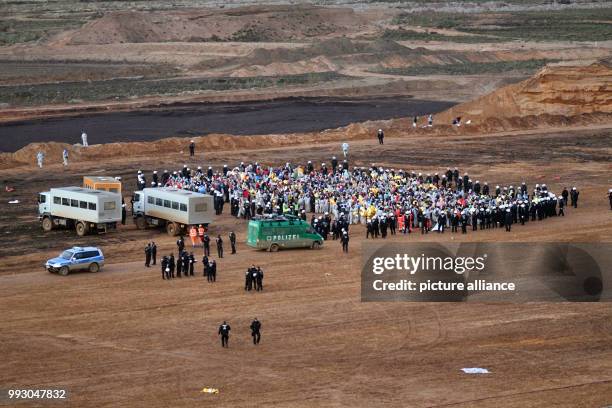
[342,142,349,158]
[36,151,44,168]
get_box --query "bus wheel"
[75,222,87,237]
[42,217,53,232]
[135,216,147,229]
[269,244,279,252]
[312,241,321,250]
[166,222,178,236]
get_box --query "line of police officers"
[160,251,196,279]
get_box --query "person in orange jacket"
[189,226,199,248]
[198,224,206,246]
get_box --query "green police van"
[247,215,323,251]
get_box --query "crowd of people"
[136,159,579,240]
[245,265,264,291]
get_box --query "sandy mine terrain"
[1,120,611,406]
[1,2,611,406]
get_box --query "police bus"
[246,215,323,251]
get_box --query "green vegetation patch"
[371,59,558,76]
[393,8,612,42]
[0,18,85,45]
[380,28,503,43]
[0,71,348,106]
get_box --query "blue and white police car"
[45,246,105,276]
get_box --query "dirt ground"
[1,125,611,407]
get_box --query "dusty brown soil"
[0,124,611,407]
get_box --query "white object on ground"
[201,388,219,394]
[461,368,490,374]
[8,200,19,204]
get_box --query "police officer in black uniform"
[216,235,224,258]
[205,259,213,282]
[203,234,211,257]
[229,231,237,254]
[176,252,182,278]
[150,241,157,265]
[182,252,190,277]
[218,321,231,348]
[570,187,579,208]
[341,230,349,253]
[168,254,175,279]
[255,267,263,291]
[562,187,569,205]
[210,260,217,282]
[177,235,185,253]
[144,243,151,267]
[161,256,168,280]
[189,252,195,276]
[505,209,513,232]
[202,255,209,277]
[250,318,261,345]
[245,268,253,291]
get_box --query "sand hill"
[64,5,377,45]
[439,60,612,122]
